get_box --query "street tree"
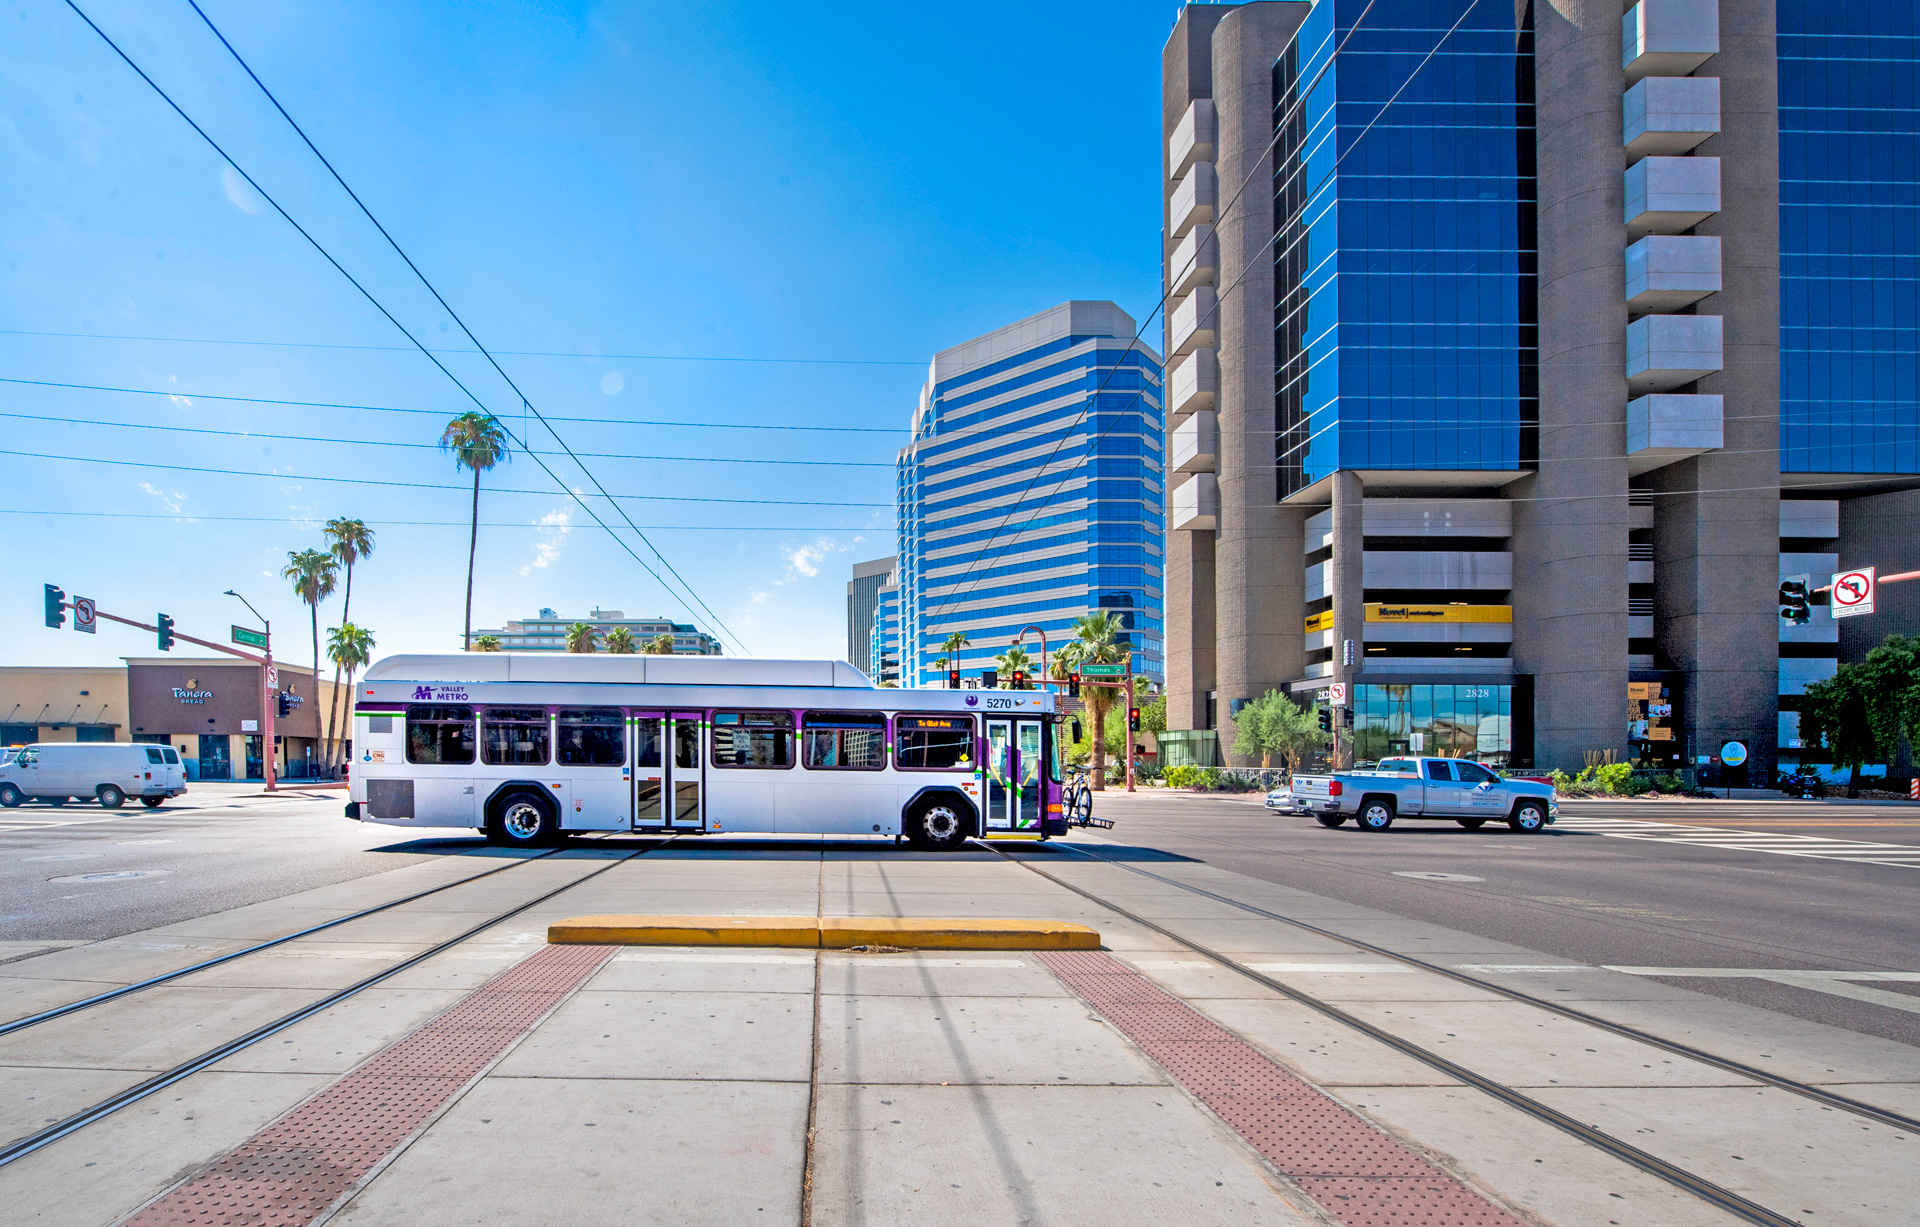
[439,411,508,651]
[325,623,375,772]
[321,518,375,769]
[1228,690,1328,772]
[994,644,1034,687]
[472,635,502,652]
[565,623,600,653]
[1800,634,1920,794]
[643,633,676,655]
[604,627,637,654]
[281,548,337,741]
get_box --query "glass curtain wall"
[1351,683,1512,763]
[1276,0,1537,497]
[1778,4,1920,475]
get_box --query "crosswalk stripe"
[1560,814,1920,869]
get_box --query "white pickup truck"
[1273,756,1557,833]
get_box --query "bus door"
[630,713,665,831]
[983,717,1045,835]
[666,712,706,830]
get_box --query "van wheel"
[1357,800,1395,832]
[1456,817,1487,830]
[906,799,969,851]
[489,791,559,847]
[141,796,166,808]
[0,784,20,808]
[97,785,126,810]
[41,796,67,808]
[1509,801,1547,834]
[1316,813,1347,828]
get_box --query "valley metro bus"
[344,654,1065,849]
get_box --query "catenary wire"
[184,0,748,655]
[0,508,876,529]
[58,0,746,654]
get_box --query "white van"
[0,742,189,809]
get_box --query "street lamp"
[1012,625,1048,690]
[223,590,277,792]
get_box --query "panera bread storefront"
[125,658,325,781]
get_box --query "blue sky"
[1,0,1169,668]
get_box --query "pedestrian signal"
[947,668,960,689]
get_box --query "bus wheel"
[97,785,126,809]
[490,791,559,848]
[0,784,20,808]
[906,799,968,851]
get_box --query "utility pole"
[226,591,276,793]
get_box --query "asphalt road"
[1085,789,1920,1048]
[0,782,476,948]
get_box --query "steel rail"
[1032,839,1920,1135]
[0,845,570,1038]
[0,837,668,1170]
[982,840,1816,1227]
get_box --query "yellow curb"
[547,915,1100,950]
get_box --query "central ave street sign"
[231,625,269,649]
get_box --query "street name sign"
[1079,663,1126,677]
[232,625,269,649]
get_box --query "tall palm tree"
[994,644,1034,687]
[604,627,637,654]
[321,518,375,769]
[326,623,375,770]
[940,631,969,687]
[1049,640,1086,683]
[565,622,600,653]
[281,548,338,750]
[1071,610,1131,790]
[439,412,508,650]
[472,635,502,652]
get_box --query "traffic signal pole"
[52,599,278,793]
[1125,673,1136,794]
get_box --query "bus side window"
[482,707,550,766]
[712,711,793,768]
[557,707,624,766]
[802,711,886,770]
[406,705,475,765]
[895,716,974,770]
[634,719,662,768]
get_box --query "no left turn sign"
[1830,567,1875,619]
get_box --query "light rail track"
[984,838,1906,1227]
[0,844,572,1039]
[0,835,670,1170]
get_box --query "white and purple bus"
[344,654,1065,849]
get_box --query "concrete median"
[547,915,1101,950]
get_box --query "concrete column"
[1212,3,1309,759]
[1330,472,1365,708]
[1510,0,1632,771]
[1651,0,1781,781]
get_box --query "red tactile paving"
[118,943,615,1227]
[1037,950,1525,1227]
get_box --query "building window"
[557,707,624,766]
[406,705,475,765]
[895,715,974,771]
[802,712,887,770]
[481,707,550,766]
[1350,685,1512,766]
[712,711,794,768]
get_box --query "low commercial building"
[473,609,722,654]
[0,666,129,745]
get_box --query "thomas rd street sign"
[1079,663,1126,676]
[231,625,269,649]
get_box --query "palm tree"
[281,548,338,747]
[326,623,375,770]
[644,633,676,655]
[604,627,637,654]
[1049,640,1086,683]
[939,631,970,688]
[439,411,509,650]
[565,622,600,653]
[1071,610,1131,790]
[321,518,375,769]
[472,635,502,652]
[994,644,1035,687]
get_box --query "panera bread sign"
[172,680,213,705]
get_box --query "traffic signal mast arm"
[1810,569,1920,599]
[84,606,269,666]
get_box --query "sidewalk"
[0,836,1914,1224]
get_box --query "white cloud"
[520,508,572,576]
[221,165,262,214]
[749,589,769,605]
[167,393,192,407]
[138,481,192,518]
[776,535,860,584]
[600,371,624,396]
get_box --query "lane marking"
[1556,815,1920,869]
[46,869,174,883]
[1392,870,1484,882]
[1607,967,1920,1016]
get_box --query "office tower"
[847,555,896,670]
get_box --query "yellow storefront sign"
[1307,605,1513,632]
[1304,610,1334,634]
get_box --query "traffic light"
[44,584,65,629]
[1068,674,1081,698]
[1128,707,1141,732]
[1318,707,1332,733]
[947,668,960,689]
[157,613,175,651]
[276,692,292,718]
[1779,577,1811,626]
[1343,707,1354,729]
[1011,669,1026,690]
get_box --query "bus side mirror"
[1070,718,1083,743]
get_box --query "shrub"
[1651,772,1682,794]
[1163,765,1201,789]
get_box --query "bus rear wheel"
[489,791,560,848]
[906,799,969,852]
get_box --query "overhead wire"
[182,0,750,654]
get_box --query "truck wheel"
[1357,800,1395,832]
[0,784,20,808]
[141,796,166,808]
[488,790,559,847]
[1316,813,1347,828]
[906,798,969,851]
[97,785,126,809]
[1509,801,1547,833]
[1456,817,1487,830]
